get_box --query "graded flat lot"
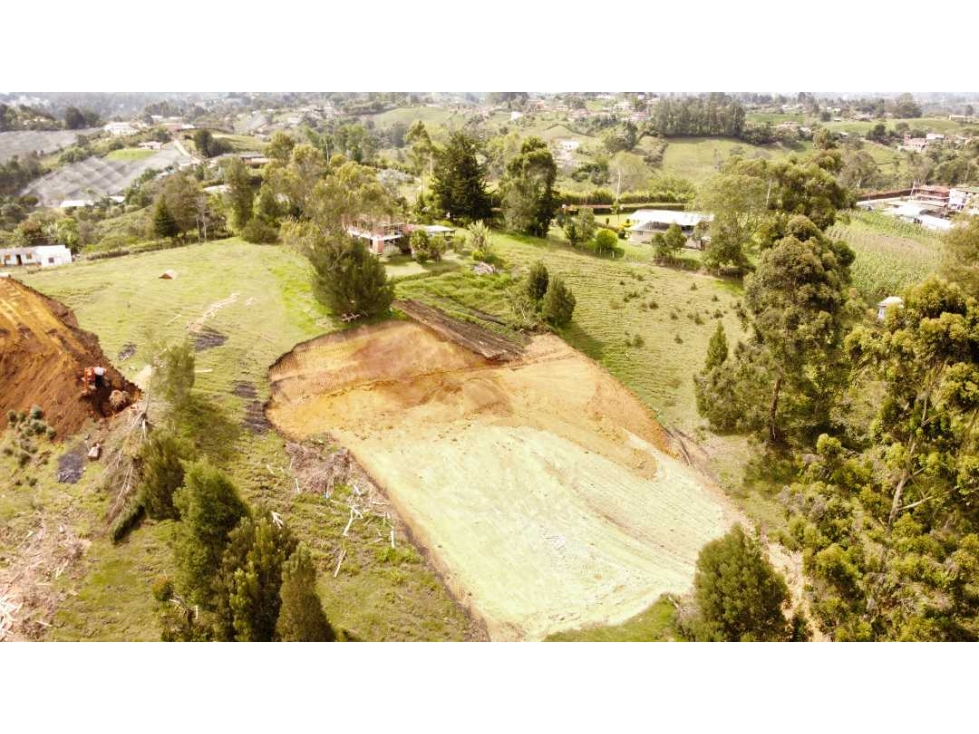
[0,129,100,163]
[266,320,740,640]
[23,145,193,204]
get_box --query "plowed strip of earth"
[0,277,137,437]
[266,320,740,640]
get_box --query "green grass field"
[369,106,460,129]
[18,240,474,641]
[104,148,157,162]
[829,211,943,302]
[213,134,266,152]
[545,595,678,641]
[397,231,745,433]
[660,137,808,185]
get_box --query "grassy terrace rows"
[20,240,474,641]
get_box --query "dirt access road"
[266,320,741,640]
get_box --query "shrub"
[690,525,790,641]
[542,276,576,327]
[6,410,17,426]
[593,228,618,256]
[526,261,549,302]
[240,219,279,244]
[152,576,175,602]
[140,431,195,520]
[29,405,43,420]
[110,495,146,543]
[674,334,684,344]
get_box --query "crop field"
[829,210,942,302]
[104,148,156,162]
[0,129,100,163]
[266,320,741,640]
[23,145,193,205]
[17,240,475,641]
[660,137,808,185]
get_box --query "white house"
[628,209,711,247]
[0,245,72,269]
[104,121,138,136]
[877,296,904,321]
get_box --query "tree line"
[691,163,979,638]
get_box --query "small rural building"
[950,186,979,212]
[627,209,710,247]
[910,184,951,209]
[348,223,405,255]
[0,244,72,269]
[877,296,904,321]
[104,121,138,136]
[900,135,929,153]
[138,141,163,151]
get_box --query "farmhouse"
[0,244,72,269]
[628,209,710,247]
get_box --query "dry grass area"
[266,320,741,640]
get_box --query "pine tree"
[215,513,297,642]
[542,276,576,326]
[691,525,790,641]
[152,197,179,239]
[277,545,337,642]
[173,461,250,607]
[310,234,394,317]
[526,261,549,303]
[139,431,195,520]
[704,323,729,371]
[501,137,558,237]
[431,131,492,223]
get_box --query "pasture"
[660,137,808,185]
[104,148,156,162]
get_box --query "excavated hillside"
[267,318,741,640]
[0,277,137,438]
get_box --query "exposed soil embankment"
[266,317,740,640]
[0,277,138,438]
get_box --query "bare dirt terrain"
[22,144,193,205]
[266,320,741,640]
[0,277,137,437]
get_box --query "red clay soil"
[0,277,138,438]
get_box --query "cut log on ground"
[394,299,523,362]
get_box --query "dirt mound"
[267,320,740,640]
[0,278,139,438]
